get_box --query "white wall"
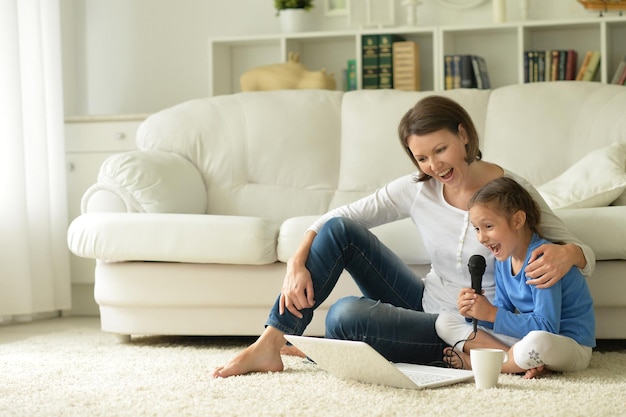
[60,0,595,116]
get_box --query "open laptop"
[285,335,474,390]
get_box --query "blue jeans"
[266,217,446,364]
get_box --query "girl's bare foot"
[523,365,554,379]
[212,327,286,378]
[443,347,472,370]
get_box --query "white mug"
[470,348,508,389]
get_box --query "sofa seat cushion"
[68,213,279,264]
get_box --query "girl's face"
[469,203,521,262]
[406,127,469,186]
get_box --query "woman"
[212,95,594,378]
[436,177,595,379]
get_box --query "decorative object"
[274,0,313,15]
[348,0,395,29]
[436,0,486,9]
[578,0,626,16]
[275,0,314,32]
[240,51,336,91]
[401,0,423,26]
[492,0,506,22]
[325,0,348,15]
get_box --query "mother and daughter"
[212,95,596,379]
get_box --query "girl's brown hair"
[469,177,542,236]
[398,95,482,182]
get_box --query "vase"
[279,9,311,33]
[492,0,506,23]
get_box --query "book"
[551,50,560,81]
[346,59,357,91]
[544,50,552,82]
[444,54,472,89]
[565,50,578,80]
[536,50,546,82]
[361,35,379,89]
[581,51,601,81]
[610,55,626,84]
[471,55,491,89]
[392,41,420,91]
[576,50,594,81]
[445,55,454,90]
[452,55,462,88]
[378,34,404,89]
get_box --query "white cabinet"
[65,116,145,313]
[208,16,626,96]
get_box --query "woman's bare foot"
[523,365,554,379]
[443,347,472,370]
[212,327,286,378]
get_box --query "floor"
[1,316,625,351]
[0,316,100,345]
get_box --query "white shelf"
[208,16,626,96]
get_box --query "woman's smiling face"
[406,127,469,186]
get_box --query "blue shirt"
[488,233,596,348]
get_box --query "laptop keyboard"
[402,369,452,386]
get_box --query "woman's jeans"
[266,217,446,364]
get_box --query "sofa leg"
[114,333,131,344]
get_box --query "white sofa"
[68,82,626,342]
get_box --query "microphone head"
[468,254,486,275]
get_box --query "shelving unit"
[208,16,626,96]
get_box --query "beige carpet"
[1,325,624,417]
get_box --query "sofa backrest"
[332,89,492,208]
[137,90,344,222]
[482,81,626,186]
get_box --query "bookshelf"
[208,16,626,96]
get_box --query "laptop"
[284,335,474,390]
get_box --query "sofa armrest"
[81,150,207,214]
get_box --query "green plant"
[274,0,314,15]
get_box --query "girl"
[436,177,595,378]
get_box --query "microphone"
[468,254,486,333]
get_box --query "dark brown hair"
[469,177,542,236]
[398,95,482,182]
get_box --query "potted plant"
[274,0,314,33]
[274,0,314,16]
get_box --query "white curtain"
[0,0,71,321]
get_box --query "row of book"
[610,55,626,85]
[524,50,601,83]
[444,55,491,90]
[359,34,421,91]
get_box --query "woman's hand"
[279,257,315,318]
[525,243,585,289]
[279,230,317,318]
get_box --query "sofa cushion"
[333,89,491,209]
[136,90,343,224]
[538,142,626,209]
[68,213,279,264]
[482,82,626,187]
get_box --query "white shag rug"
[0,326,624,417]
